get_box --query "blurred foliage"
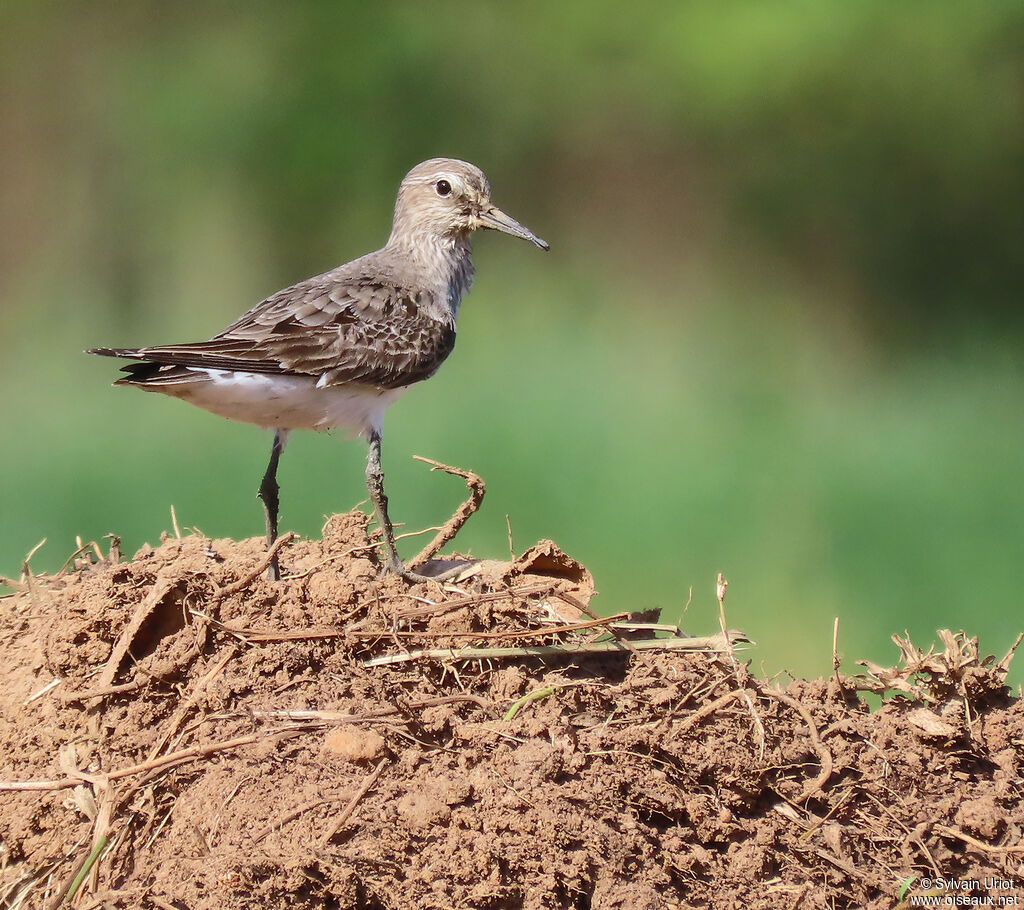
[2,1,1022,684]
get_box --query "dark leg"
[365,429,439,584]
[258,429,287,581]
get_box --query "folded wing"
[89,270,457,391]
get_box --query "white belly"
[154,369,409,433]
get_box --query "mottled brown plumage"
[96,277,458,391]
[89,158,548,582]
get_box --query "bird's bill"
[478,206,549,250]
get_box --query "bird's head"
[390,158,549,251]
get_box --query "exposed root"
[764,686,834,801]
[408,456,486,566]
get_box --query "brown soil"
[1,511,1021,909]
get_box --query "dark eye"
[435,179,452,197]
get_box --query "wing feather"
[90,265,457,390]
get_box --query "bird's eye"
[435,179,452,197]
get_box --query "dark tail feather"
[87,348,175,384]
[115,361,170,382]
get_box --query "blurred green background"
[2,2,1022,685]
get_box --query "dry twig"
[765,687,834,801]
[55,541,103,578]
[677,688,746,732]
[215,533,295,598]
[0,729,305,793]
[62,679,150,703]
[408,457,485,566]
[147,645,238,760]
[319,759,388,847]
[253,797,332,843]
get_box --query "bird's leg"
[365,429,404,575]
[365,430,441,584]
[258,429,287,581]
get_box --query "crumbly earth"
[0,512,1021,909]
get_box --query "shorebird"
[89,158,548,582]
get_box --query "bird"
[88,158,549,582]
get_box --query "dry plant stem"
[253,797,331,843]
[477,612,630,639]
[319,759,388,847]
[831,616,849,697]
[209,585,558,642]
[362,631,743,667]
[63,679,149,703]
[408,456,485,567]
[280,527,436,583]
[0,729,304,792]
[23,537,47,573]
[232,613,628,644]
[282,542,378,582]
[253,695,489,725]
[24,678,62,704]
[805,845,870,883]
[198,619,346,643]
[0,572,26,592]
[716,573,766,759]
[413,611,632,641]
[553,590,635,652]
[215,532,295,597]
[103,533,121,564]
[253,707,405,724]
[677,681,833,801]
[797,786,856,842]
[55,542,102,578]
[677,689,746,731]
[909,824,944,882]
[736,686,764,758]
[147,645,238,761]
[935,824,1024,854]
[395,584,554,620]
[996,631,1023,675]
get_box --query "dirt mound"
[1,513,1021,909]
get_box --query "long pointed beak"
[478,205,549,250]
